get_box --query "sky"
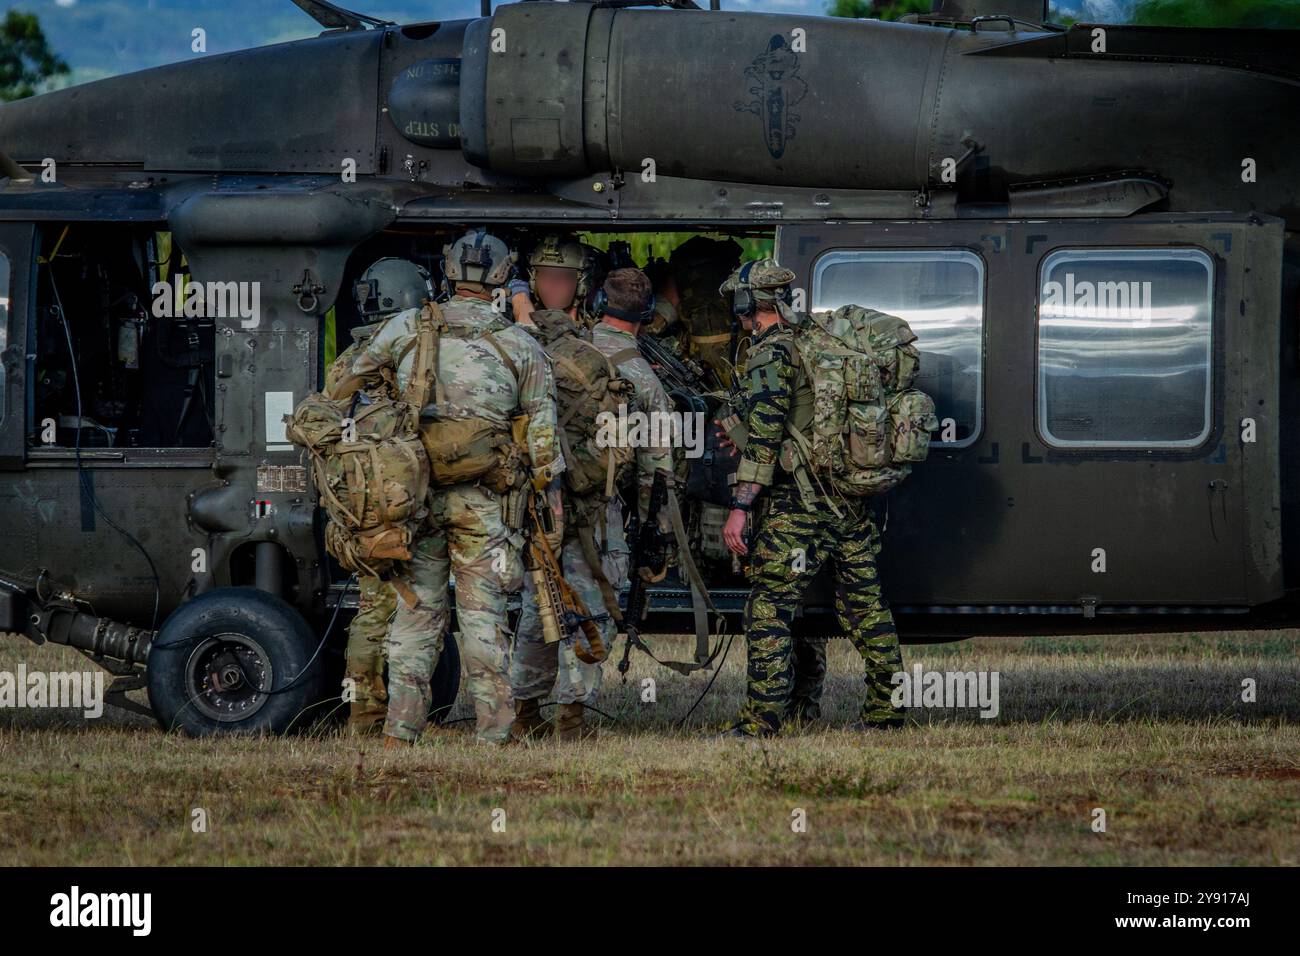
[4,0,1132,88]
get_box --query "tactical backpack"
[404,303,526,494]
[323,321,394,401]
[781,306,939,500]
[286,382,429,578]
[525,310,635,506]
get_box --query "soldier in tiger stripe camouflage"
[717,258,906,737]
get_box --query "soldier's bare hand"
[713,419,736,452]
[723,508,748,556]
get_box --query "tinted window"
[812,249,984,447]
[1037,248,1213,447]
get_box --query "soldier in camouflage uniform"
[352,230,563,747]
[718,259,906,737]
[508,232,595,329]
[337,257,433,733]
[510,268,674,741]
[669,237,742,385]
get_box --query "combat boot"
[848,710,907,732]
[510,697,552,741]
[383,734,413,750]
[346,702,387,736]
[555,702,597,742]
[712,718,776,740]
[784,696,822,726]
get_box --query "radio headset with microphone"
[593,285,656,324]
[731,260,794,318]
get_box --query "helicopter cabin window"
[811,249,984,448]
[1036,248,1213,448]
[31,226,213,452]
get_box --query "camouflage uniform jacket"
[735,320,802,489]
[590,322,674,484]
[352,294,562,473]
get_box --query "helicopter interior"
[30,223,215,452]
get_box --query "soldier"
[508,232,594,328]
[334,257,433,733]
[642,257,684,354]
[352,229,563,747]
[717,259,906,737]
[668,236,742,385]
[509,267,673,741]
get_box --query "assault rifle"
[638,331,724,397]
[510,414,607,664]
[617,468,722,678]
[617,470,671,678]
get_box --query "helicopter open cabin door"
[777,214,1285,616]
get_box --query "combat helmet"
[441,228,516,290]
[352,257,433,318]
[527,233,589,305]
[720,258,797,319]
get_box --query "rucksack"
[323,321,394,402]
[285,327,430,577]
[782,306,939,499]
[402,304,525,494]
[526,310,635,507]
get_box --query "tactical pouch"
[419,416,514,488]
[847,403,892,468]
[502,486,529,532]
[888,388,939,463]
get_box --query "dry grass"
[1,629,1297,865]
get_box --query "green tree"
[1133,0,1300,28]
[0,10,68,102]
[826,0,932,20]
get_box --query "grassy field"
[1,629,1297,865]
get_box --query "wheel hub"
[184,633,274,722]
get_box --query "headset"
[731,260,793,318]
[593,285,656,324]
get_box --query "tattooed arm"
[724,339,795,555]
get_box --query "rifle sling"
[627,484,719,675]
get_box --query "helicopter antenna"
[290,0,394,30]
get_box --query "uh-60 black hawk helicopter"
[0,0,1295,735]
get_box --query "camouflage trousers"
[734,484,904,735]
[785,514,882,721]
[787,635,829,720]
[345,575,396,727]
[510,530,619,705]
[385,484,524,744]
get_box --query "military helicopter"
[0,0,1295,734]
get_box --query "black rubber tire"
[146,587,325,736]
[426,633,461,725]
